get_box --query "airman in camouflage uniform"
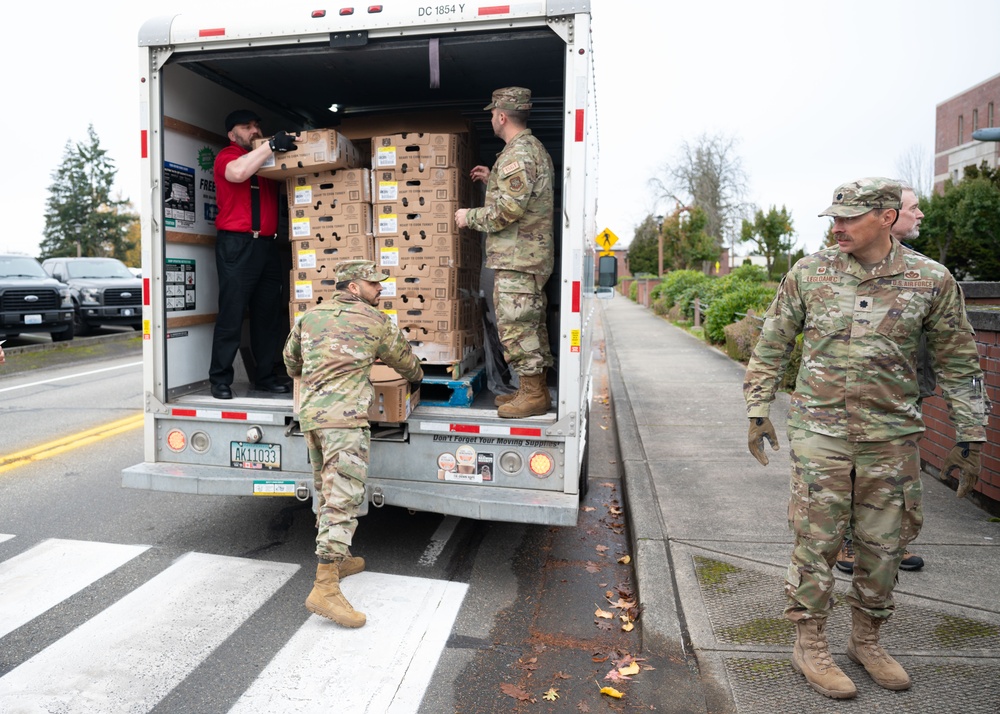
[283,260,423,627]
[455,87,555,418]
[744,177,988,700]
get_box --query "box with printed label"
[254,129,363,179]
[291,235,374,269]
[287,168,371,207]
[376,233,479,269]
[406,329,482,364]
[379,266,477,300]
[372,168,469,205]
[374,201,459,237]
[367,364,420,423]
[381,297,479,333]
[289,205,372,240]
[290,274,339,303]
[371,133,467,172]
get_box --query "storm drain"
[692,555,1000,713]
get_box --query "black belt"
[218,229,278,240]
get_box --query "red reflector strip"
[141,129,148,159]
[143,278,150,306]
[222,411,248,420]
[169,408,275,422]
[419,422,545,437]
[198,28,225,37]
[572,281,581,312]
[575,109,584,142]
[368,4,383,11]
[479,5,510,15]
[172,409,197,417]
[312,10,327,17]
[510,427,544,437]
[451,424,480,433]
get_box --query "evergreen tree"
[625,214,662,275]
[739,205,795,277]
[40,125,137,261]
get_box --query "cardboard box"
[379,266,477,300]
[255,128,363,179]
[367,364,419,423]
[290,275,339,303]
[292,235,374,268]
[372,168,470,205]
[376,232,480,269]
[406,329,482,364]
[289,204,372,240]
[337,112,472,142]
[380,297,479,333]
[374,200,459,237]
[287,168,371,207]
[372,133,467,172]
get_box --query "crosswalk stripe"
[228,572,468,713]
[0,551,298,713]
[0,538,148,639]
[0,534,13,544]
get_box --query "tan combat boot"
[847,608,911,690]
[305,562,366,628]
[498,373,550,418]
[791,618,857,699]
[495,368,546,406]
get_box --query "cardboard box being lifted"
[255,129,363,180]
[367,364,419,423]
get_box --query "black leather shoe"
[254,381,290,394]
[211,384,233,399]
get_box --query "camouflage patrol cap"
[484,87,533,112]
[818,177,902,218]
[334,260,387,283]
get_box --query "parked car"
[41,257,142,335]
[0,254,75,341]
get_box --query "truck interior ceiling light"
[499,451,523,475]
[190,431,211,454]
[528,451,554,478]
[166,429,187,452]
[328,103,341,113]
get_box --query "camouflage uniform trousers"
[304,426,370,561]
[493,269,553,377]
[784,427,923,622]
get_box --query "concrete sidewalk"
[602,295,1000,713]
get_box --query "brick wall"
[920,300,1000,515]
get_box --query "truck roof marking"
[198,28,226,37]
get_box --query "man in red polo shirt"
[209,109,298,399]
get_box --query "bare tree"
[649,132,750,249]
[895,144,932,198]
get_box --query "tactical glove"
[269,130,298,152]
[748,417,779,466]
[943,442,983,499]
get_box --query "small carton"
[373,200,458,237]
[371,133,467,172]
[376,232,480,269]
[289,204,372,240]
[255,128,363,179]
[291,234,375,268]
[379,264,478,300]
[380,297,479,333]
[367,364,419,423]
[372,168,469,205]
[406,329,482,364]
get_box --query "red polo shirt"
[213,143,279,235]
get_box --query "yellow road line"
[0,413,144,473]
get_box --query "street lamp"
[73,224,82,257]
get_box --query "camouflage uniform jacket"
[465,129,554,277]
[744,239,987,442]
[283,292,424,430]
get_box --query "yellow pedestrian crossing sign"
[597,228,618,252]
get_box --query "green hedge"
[703,281,778,345]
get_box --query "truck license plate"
[253,479,296,496]
[25,314,42,325]
[231,441,281,470]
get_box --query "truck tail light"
[528,451,554,478]
[166,429,187,452]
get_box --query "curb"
[3,330,139,356]
[602,302,695,662]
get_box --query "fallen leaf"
[619,662,640,676]
[592,653,609,663]
[585,562,600,573]
[599,482,615,488]
[543,688,559,701]
[622,621,635,632]
[595,607,614,619]
[555,671,572,679]
[595,620,613,631]
[500,683,533,701]
[577,702,591,712]
[608,598,635,609]
[600,424,608,430]
[609,507,622,516]
[617,554,631,564]
[600,686,624,699]
[605,589,614,599]
[582,506,596,512]
[604,668,631,682]
[595,545,609,554]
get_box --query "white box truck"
[123,0,605,526]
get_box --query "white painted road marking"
[0,361,142,394]
[418,515,460,567]
[0,552,298,713]
[0,534,13,544]
[229,571,468,714]
[0,538,148,638]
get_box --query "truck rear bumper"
[122,462,579,526]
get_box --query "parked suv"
[0,254,75,341]
[42,257,142,335]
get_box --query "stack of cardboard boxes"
[370,132,482,364]
[256,125,484,420]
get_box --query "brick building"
[934,73,1000,193]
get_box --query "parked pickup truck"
[0,253,74,341]
[42,257,143,335]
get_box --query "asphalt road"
[0,325,671,712]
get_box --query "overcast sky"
[2,0,998,260]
